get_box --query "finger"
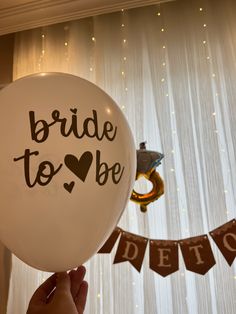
[29,273,57,304]
[75,281,88,314]
[47,270,75,303]
[54,272,71,296]
[69,266,86,299]
[47,267,86,302]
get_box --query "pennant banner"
[113,231,148,272]
[150,240,179,277]
[98,219,235,276]
[210,219,236,265]
[179,235,216,275]
[98,227,121,253]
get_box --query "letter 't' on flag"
[210,219,236,266]
[179,235,216,275]
[98,227,122,253]
[149,240,179,277]
[113,231,148,272]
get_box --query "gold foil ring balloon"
[130,142,164,212]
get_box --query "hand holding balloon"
[27,266,88,314]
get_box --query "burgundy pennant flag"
[210,219,236,266]
[98,227,122,253]
[149,240,179,277]
[113,231,148,272]
[179,235,216,275]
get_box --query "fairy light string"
[38,28,46,71]
[64,24,70,68]
[199,5,235,218]
[121,8,128,112]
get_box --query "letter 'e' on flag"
[149,239,179,277]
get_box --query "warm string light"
[202,17,217,79]
[38,29,46,70]
[166,145,191,216]
[89,20,96,79]
[157,5,191,231]
[199,7,218,125]
[156,4,169,95]
[157,4,180,182]
[199,7,232,209]
[121,9,128,111]
[64,25,69,63]
[157,4,191,231]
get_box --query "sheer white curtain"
[8,0,236,313]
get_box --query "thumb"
[55,272,71,296]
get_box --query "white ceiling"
[0,0,172,35]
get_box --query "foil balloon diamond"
[130,142,164,212]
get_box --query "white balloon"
[0,73,136,272]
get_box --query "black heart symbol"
[64,152,93,182]
[70,108,77,114]
[64,181,75,193]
